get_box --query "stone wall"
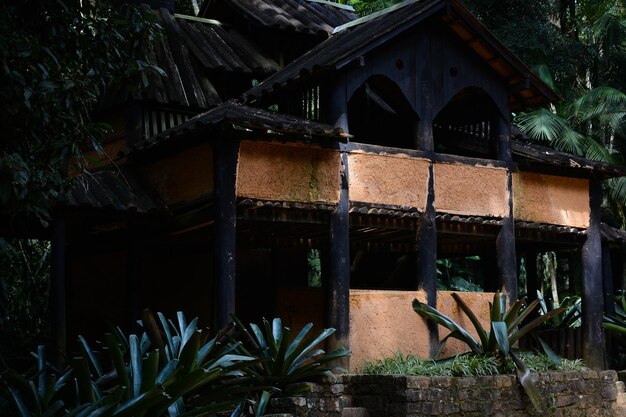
[268,371,619,417]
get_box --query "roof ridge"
[333,0,425,33]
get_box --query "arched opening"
[433,87,500,159]
[348,75,419,149]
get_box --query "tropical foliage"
[0,312,348,417]
[360,351,585,377]
[232,317,349,411]
[413,292,566,411]
[0,0,162,227]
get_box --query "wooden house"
[37,0,626,370]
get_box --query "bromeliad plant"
[1,310,255,417]
[233,317,350,401]
[413,292,566,412]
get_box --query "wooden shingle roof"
[201,0,357,37]
[100,8,279,110]
[242,0,558,111]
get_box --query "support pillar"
[214,139,239,328]
[327,145,350,366]
[582,179,605,369]
[602,243,614,316]
[416,162,439,357]
[50,215,66,367]
[495,113,517,304]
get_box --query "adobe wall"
[349,290,494,370]
[434,162,508,217]
[236,140,340,204]
[348,152,430,209]
[513,172,590,228]
[140,143,214,205]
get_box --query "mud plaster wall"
[236,141,340,204]
[513,172,590,228]
[349,290,495,370]
[348,152,430,209]
[434,163,508,217]
[140,144,213,205]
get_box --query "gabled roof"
[200,0,357,37]
[120,100,350,157]
[241,0,558,112]
[100,7,279,110]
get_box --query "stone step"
[342,407,369,417]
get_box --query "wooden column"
[496,113,512,162]
[602,242,615,315]
[497,176,518,303]
[50,214,67,367]
[582,179,605,369]
[214,139,239,328]
[495,114,517,303]
[327,144,350,363]
[416,162,439,357]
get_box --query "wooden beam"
[214,139,239,328]
[416,163,438,357]
[497,172,517,303]
[582,179,605,369]
[50,215,67,367]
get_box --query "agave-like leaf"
[178,332,201,374]
[129,335,142,398]
[78,336,104,378]
[255,391,271,417]
[491,321,509,354]
[111,386,168,417]
[180,317,198,349]
[285,323,313,362]
[510,351,544,412]
[289,328,336,372]
[156,360,179,385]
[451,293,489,348]
[73,356,95,405]
[104,333,130,399]
[535,336,562,367]
[507,299,541,331]
[157,313,175,361]
[603,322,626,335]
[412,299,481,353]
[490,292,506,323]
[6,385,32,417]
[141,310,166,364]
[140,351,159,394]
[503,298,526,328]
[509,307,567,345]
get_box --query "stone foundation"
[268,371,619,417]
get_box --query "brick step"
[342,407,369,417]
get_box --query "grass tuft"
[360,352,587,377]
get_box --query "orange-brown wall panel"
[348,152,430,209]
[236,141,340,204]
[140,144,214,205]
[434,163,508,217]
[349,290,494,370]
[513,172,589,228]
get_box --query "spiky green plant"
[413,292,565,412]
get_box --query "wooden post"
[418,163,439,357]
[582,179,605,369]
[50,214,67,367]
[326,90,350,368]
[327,144,350,365]
[497,172,518,304]
[602,242,614,315]
[214,139,239,328]
[496,113,512,162]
